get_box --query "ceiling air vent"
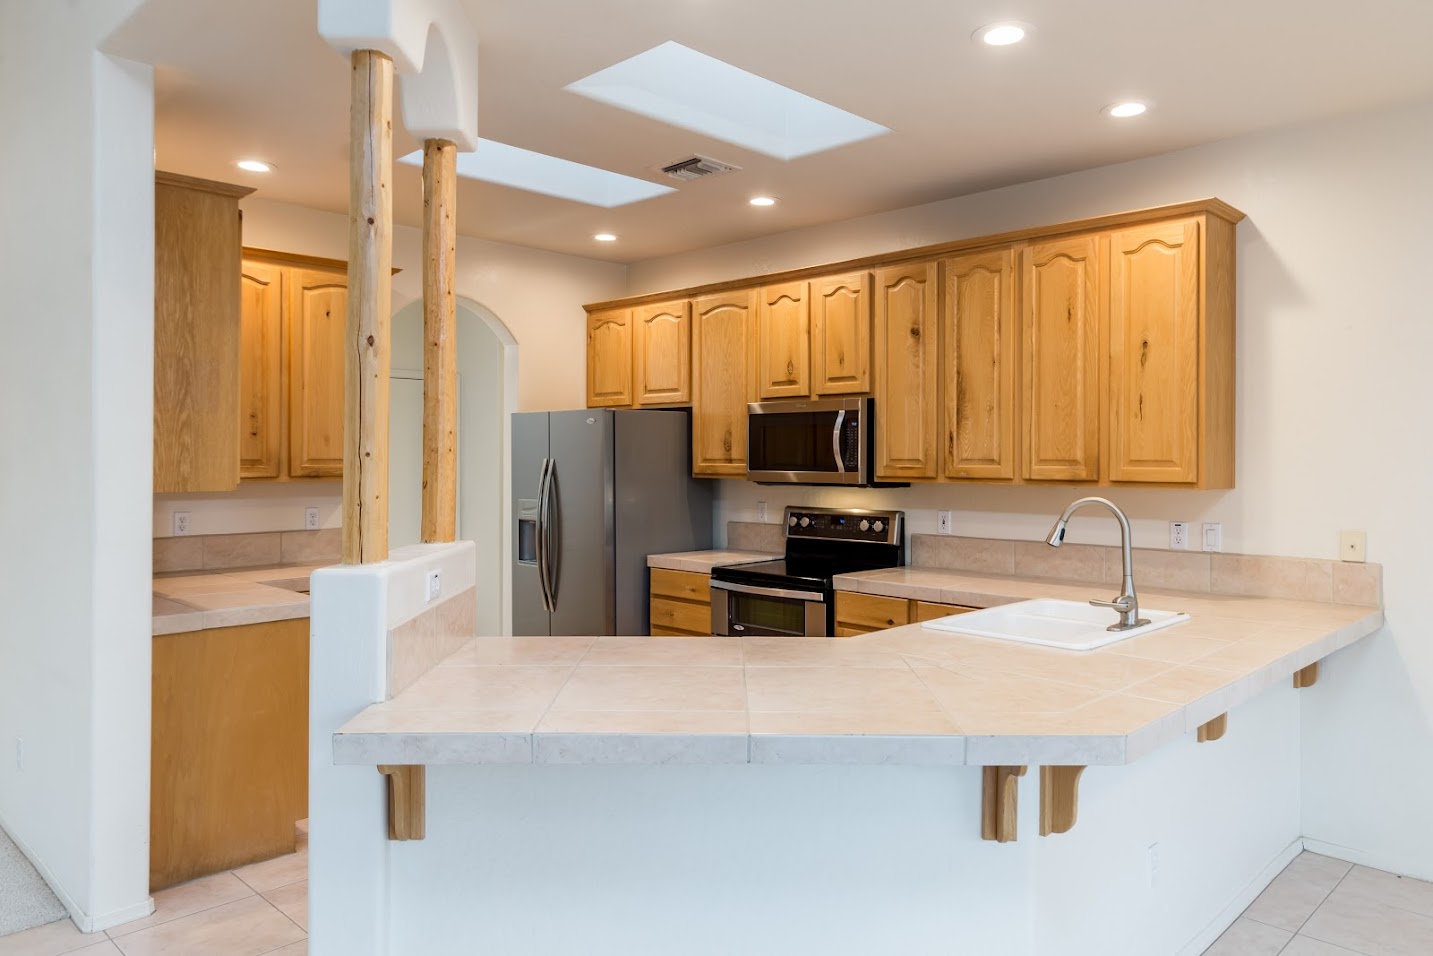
[659,155,740,182]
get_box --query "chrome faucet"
[1045,496,1149,632]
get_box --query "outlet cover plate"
[937,511,953,535]
[1169,522,1189,550]
[425,569,442,603]
[173,511,191,536]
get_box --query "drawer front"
[650,625,707,638]
[834,625,873,638]
[650,568,711,603]
[650,596,711,635]
[835,591,910,630]
[913,601,976,623]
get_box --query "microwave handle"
[832,410,846,474]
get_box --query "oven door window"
[728,591,810,636]
[749,411,840,474]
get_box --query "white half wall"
[0,1,155,930]
[634,98,1433,879]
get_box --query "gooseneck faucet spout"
[1045,496,1149,632]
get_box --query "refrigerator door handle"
[536,458,554,612]
[544,458,560,607]
[832,410,847,474]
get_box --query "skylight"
[399,140,675,208]
[565,41,890,161]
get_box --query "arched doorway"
[389,298,518,635]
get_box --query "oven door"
[709,580,828,637]
[746,398,866,485]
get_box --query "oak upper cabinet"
[1022,235,1101,482]
[692,290,755,477]
[586,307,632,408]
[1107,219,1201,483]
[874,262,940,480]
[238,261,284,479]
[632,300,691,406]
[756,281,810,398]
[287,267,349,477]
[941,249,1017,480]
[153,172,254,493]
[810,272,872,395]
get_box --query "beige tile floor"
[0,824,308,956]
[1204,851,1433,955]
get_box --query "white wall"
[0,1,155,931]
[632,99,1433,879]
[156,197,628,541]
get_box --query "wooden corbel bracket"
[1039,766,1086,837]
[981,765,1027,842]
[1293,661,1320,689]
[377,765,426,841]
[1197,713,1228,743]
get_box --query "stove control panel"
[783,507,903,545]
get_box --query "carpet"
[0,825,67,937]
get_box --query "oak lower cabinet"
[649,568,712,636]
[834,591,974,636]
[154,172,255,493]
[586,307,632,407]
[692,290,756,477]
[874,262,940,481]
[237,251,351,481]
[151,619,308,890]
[942,249,1017,480]
[633,300,691,406]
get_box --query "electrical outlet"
[1169,522,1189,550]
[756,501,768,523]
[1147,843,1160,890]
[425,569,442,603]
[1202,522,1223,552]
[937,511,953,535]
[15,738,22,772]
[305,507,320,531]
[1339,530,1367,563]
[172,511,191,536]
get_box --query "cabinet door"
[632,300,691,405]
[586,307,632,407]
[153,178,242,493]
[811,272,872,395]
[756,281,810,398]
[874,262,939,479]
[1108,219,1200,483]
[942,249,1016,480]
[287,268,349,477]
[238,261,283,479]
[1022,236,1101,481]
[692,290,755,476]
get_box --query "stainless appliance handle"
[708,579,826,602]
[542,458,559,609]
[832,410,846,474]
[536,459,554,612]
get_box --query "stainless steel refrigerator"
[512,409,713,636]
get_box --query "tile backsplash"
[154,529,341,573]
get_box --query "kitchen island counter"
[333,572,1381,768]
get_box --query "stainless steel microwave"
[746,397,871,485]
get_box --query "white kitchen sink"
[920,599,1189,651]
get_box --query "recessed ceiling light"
[593,233,618,242]
[236,160,272,173]
[1106,102,1148,118]
[749,196,777,207]
[975,23,1027,46]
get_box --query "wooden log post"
[421,138,459,543]
[343,50,395,565]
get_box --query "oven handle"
[709,579,826,602]
[832,410,846,474]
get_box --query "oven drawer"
[710,580,828,637]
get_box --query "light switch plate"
[1339,530,1367,563]
[425,570,442,603]
[1201,523,1223,552]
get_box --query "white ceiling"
[110,0,1433,263]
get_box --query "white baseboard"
[1177,837,1304,956]
[1301,837,1433,883]
[0,808,154,934]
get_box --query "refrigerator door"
[511,412,551,636]
[547,410,616,635]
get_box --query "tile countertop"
[332,571,1383,768]
[152,564,328,635]
[645,550,780,573]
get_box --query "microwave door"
[747,407,845,483]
